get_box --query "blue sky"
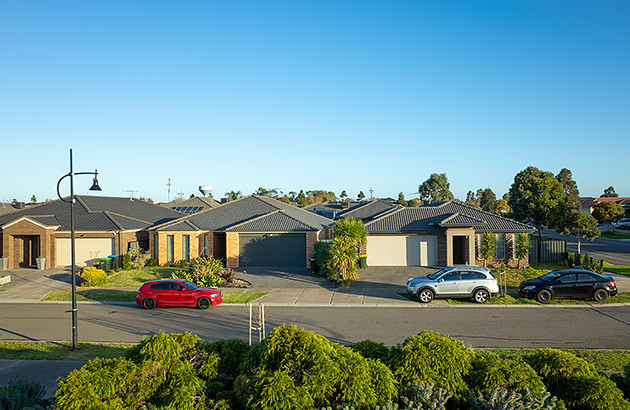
[1,1,628,203]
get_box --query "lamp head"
[89,169,102,191]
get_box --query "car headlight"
[210,293,220,298]
[523,286,536,291]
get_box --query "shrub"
[190,256,224,286]
[314,241,334,278]
[144,257,158,267]
[127,247,151,269]
[388,331,472,402]
[175,259,190,269]
[611,366,630,400]
[469,386,560,410]
[56,332,222,410]
[468,352,545,395]
[0,379,52,410]
[527,349,630,409]
[122,253,132,270]
[79,266,107,287]
[236,325,397,409]
[351,339,390,362]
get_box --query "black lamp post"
[56,148,101,350]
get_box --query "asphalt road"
[2,302,629,349]
[541,229,630,266]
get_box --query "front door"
[453,236,466,264]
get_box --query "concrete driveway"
[0,268,70,302]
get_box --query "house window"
[204,234,209,257]
[154,235,159,260]
[166,235,174,263]
[496,233,506,260]
[182,235,190,261]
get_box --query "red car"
[136,279,223,310]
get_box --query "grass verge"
[43,290,267,304]
[601,231,630,240]
[604,262,630,277]
[399,292,630,305]
[105,267,179,287]
[0,341,133,361]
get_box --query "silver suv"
[406,265,499,303]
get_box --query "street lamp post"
[56,148,101,350]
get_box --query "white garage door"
[56,238,115,267]
[367,235,438,266]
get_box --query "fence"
[529,237,567,263]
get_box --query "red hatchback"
[136,279,223,310]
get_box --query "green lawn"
[400,291,630,305]
[105,267,179,287]
[0,341,133,361]
[480,348,630,372]
[43,289,266,304]
[603,262,630,277]
[601,231,630,240]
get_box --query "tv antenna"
[167,178,172,202]
[124,190,138,200]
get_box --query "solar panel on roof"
[172,206,204,214]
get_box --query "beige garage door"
[367,235,438,266]
[56,238,115,267]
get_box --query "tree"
[407,198,421,207]
[330,218,367,283]
[225,190,243,201]
[508,166,565,262]
[254,187,278,198]
[479,188,496,213]
[340,190,348,200]
[514,234,531,269]
[495,199,510,216]
[418,173,454,204]
[592,201,624,226]
[295,190,307,207]
[11,198,18,205]
[357,191,366,201]
[396,192,408,207]
[602,186,618,198]
[557,209,600,254]
[30,195,37,204]
[465,191,481,209]
[556,168,580,210]
[479,232,496,267]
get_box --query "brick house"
[149,195,334,268]
[0,196,184,269]
[362,201,535,267]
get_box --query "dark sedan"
[518,269,617,304]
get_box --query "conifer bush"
[469,386,560,410]
[236,325,397,410]
[0,379,52,410]
[388,330,472,402]
[468,352,545,395]
[527,349,630,409]
[351,339,390,362]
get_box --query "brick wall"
[1,220,56,269]
[306,231,318,266]
[226,232,239,268]
[438,234,447,266]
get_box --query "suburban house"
[307,199,534,267]
[305,199,396,220]
[581,197,630,218]
[149,195,335,268]
[0,196,184,269]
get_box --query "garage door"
[367,235,438,266]
[239,233,306,267]
[56,238,115,267]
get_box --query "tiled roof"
[366,201,534,233]
[159,220,200,232]
[153,195,335,232]
[336,200,401,220]
[0,196,184,232]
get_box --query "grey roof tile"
[336,200,401,220]
[365,201,534,233]
[227,211,313,232]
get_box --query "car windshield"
[428,266,454,280]
[182,280,198,290]
[540,271,563,282]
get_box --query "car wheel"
[417,289,434,303]
[473,289,490,303]
[142,298,157,310]
[593,289,609,302]
[536,289,552,304]
[197,297,210,309]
